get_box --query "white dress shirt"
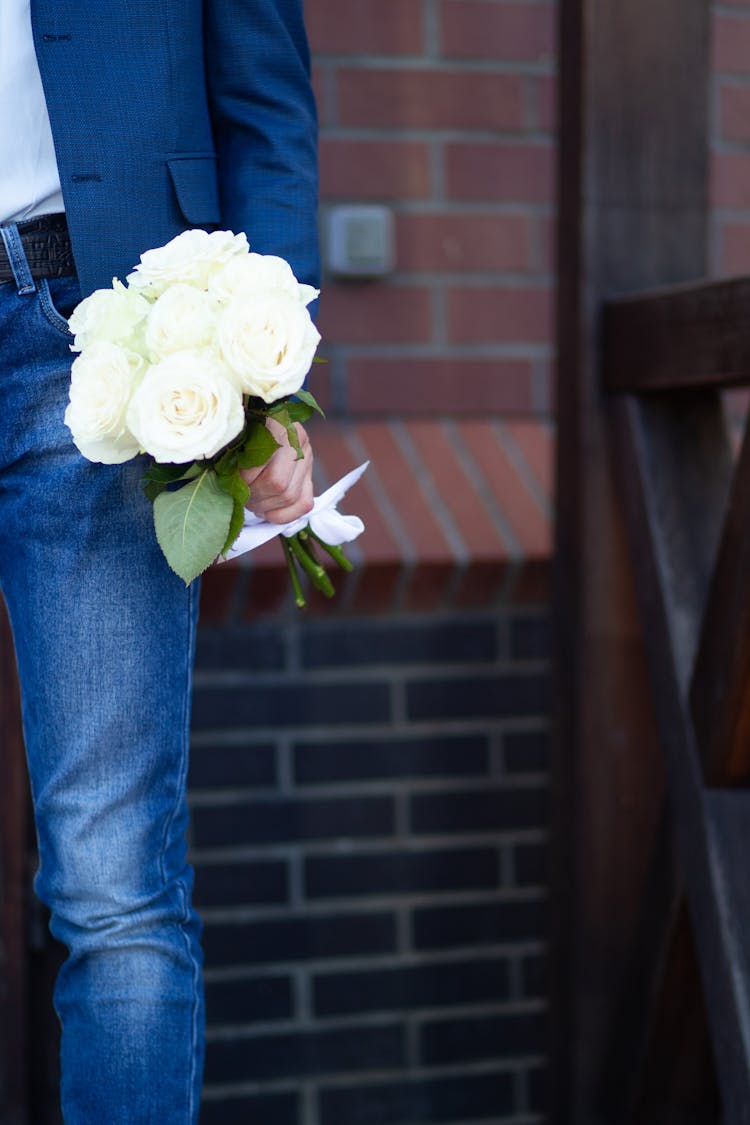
[0,0,64,223]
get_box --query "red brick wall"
[310,0,750,422]
[307,0,557,420]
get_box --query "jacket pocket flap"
[166,155,220,225]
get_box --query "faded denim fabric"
[0,225,204,1122]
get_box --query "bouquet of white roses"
[63,229,365,604]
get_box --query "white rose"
[217,292,321,402]
[144,283,219,361]
[127,229,249,296]
[126,351,245,463]
[209,252,319,308]
[64,342,144,464]
[68,280,150,353]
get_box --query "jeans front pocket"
[38,275,82,338]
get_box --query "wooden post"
[554,1,714,1120]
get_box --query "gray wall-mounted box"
[324,205,396,279]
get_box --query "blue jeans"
[0,224,204,1121]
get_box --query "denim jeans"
[0,224,204,1121]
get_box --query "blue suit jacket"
[30,0,319,298]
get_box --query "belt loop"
[0,224,37,295]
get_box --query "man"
[0,1,318,1119]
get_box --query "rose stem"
[288,535,335,598]
[280,536,307,609]
[306,529,354,572]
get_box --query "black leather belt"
[0,214,75,282]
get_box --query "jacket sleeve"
[203,0,320,291]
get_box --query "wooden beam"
[690,414,750,782]
[610,395,750,1117]
[554,0,712,1118]
[627,900,720,1125]
[603,277,750,393]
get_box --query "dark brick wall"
[190,602,550,1124]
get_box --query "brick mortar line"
[190,709,551,732]
[189,770,551,801]
[320,125,556,142]
[493,419,552,517]
[302,1084,318,1125]
[296,964,312,1023]
[316,1057,549,1086]
[712,138,750,154]
[710,207,750,220]
[423,0,440,59]
[443,418,524,554]
[192,713,550,737]
[203,942,547,985]
[501,843,517,889]
[201,1079,299,1100]
[198,888,546,925]
[404,272,555,285]
[365,270,556,286]
[372,199,556,214]
[187,760,550,796]
[199,895,548,931]
[208,837,541,859]
[330,341,555,358]
[313,55,557,76]
[342,424,419,566]
[523,72,540,133]
[317,60,339,129]
[528,206,550,274]
[203,1057,547,1089]
[275,737,293,794]
[204,999,547,1041]
[190,717,551,750]
[266,881,548,914]
[287,848,305,910]
[203,953,548,989]
[189,826,548,859]
[203,963,294,983]
[431,280,448,351]
[532,357,552,413]
[390,417,469,562]
[192,856,547,888]
[713,75,750,89]
[430,137,446,205]
[324,273,553,286]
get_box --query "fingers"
[241,420,315,524]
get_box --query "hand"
[241,418,314,525]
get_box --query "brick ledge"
[200,418,553,621]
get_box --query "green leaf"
[269,407,303,459]
[213,447,239,479]
[143,479,165,503]
[221,471,251,555]
[295,388,325,418]
[143,462,200,484]
[237,422,280,469]
[279,400,314,425]
[153,469,233,584]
